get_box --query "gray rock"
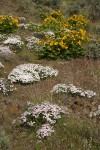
[0,45,12,54]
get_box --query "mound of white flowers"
[13,101,68,139]
[3,35,24,49]
[51,84,96,98]
[8,64,58,83]
[25,36,39,50]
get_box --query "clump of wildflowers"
[36,123,54,139]
[25,36,39,51]
[3,35,24,50]
[38,11,90,59]
[67,14,89,30]
[51,84,96,98]
[8,64,58,83]
[13,101,68,139]
[42,10,66,31]
[0,15,18,33]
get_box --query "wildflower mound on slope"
[8,64,58,84]
[13,101,68,139]
[51,84,96,99]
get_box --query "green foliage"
[93,26,100,35]
[0,131,10,150]
[38,11,90,59]
[86,39,100,59]
[0,15,18,33]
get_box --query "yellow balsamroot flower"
[9,16,13,19]
[87,37,90,42]
[44,42,47,45]
[62,36,66,40]
[79,29,86,37]
[65,45,68,49]
[14,19,18,23]
[81,36,84,40]
[50,41,54,46]
[38,40,43,44]
[58,48,60,51]
[56,10,61,15]
[59,41,64,46]
[9,22,12,25]
[54,42,58,45]
[61,44,66,49]
[71,41,74,45]
[0,21,3,24]
[78,40,82,46]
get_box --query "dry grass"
[0,54,100,149]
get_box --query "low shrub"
[66,0,100,21]
[93,26,100,35]
[85,39,100,59]
[32,0,61,9]
[38,11,90,59]
[0,15,18,33]
[0,131,10,150]
[41,10,67,31]
[88,0,100,21]
[51,84,96,98]
[67,14,89,30]
[13,101,68,139]
[66,0,87,16]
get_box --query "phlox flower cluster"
[51,84,96,98]
[15,101,67,139]
[36,123,54,139]
[0,78,16,95]
[8,64,58,83]
[90,105,100,119]
[25,36,39,50]
[3,35,24,49]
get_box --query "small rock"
[0,62,4,68]
[18,17,27,24]
[18,23,28,29]
[0,45,12,54]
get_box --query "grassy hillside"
[0,0,100,150]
